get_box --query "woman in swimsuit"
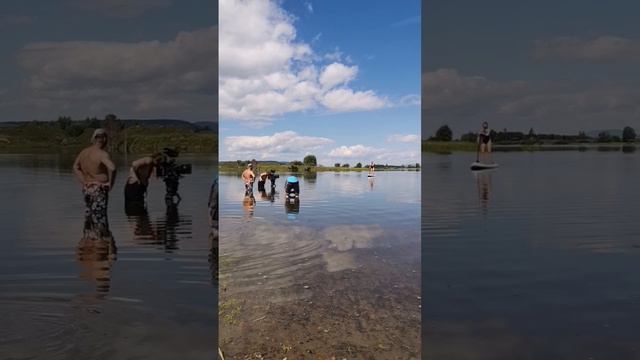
[478,121,492,163]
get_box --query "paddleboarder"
[477,121,493,163]
[368,161,375,177]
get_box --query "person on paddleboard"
[369,161,375,176]
[477,121,493,163]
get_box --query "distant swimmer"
[73,129,116,221]
[242,163,255,196]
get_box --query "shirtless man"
[242,163,255,196]
[73,129,117,218]
[124,153,165,208]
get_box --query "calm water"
[0,154,217,359]
[219,170,421,359]
[423,151,640,359]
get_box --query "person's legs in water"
[124,182,148,215]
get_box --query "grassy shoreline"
[218,163,420,174]
[422,141,638,153]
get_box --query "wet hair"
[482,121,489,127]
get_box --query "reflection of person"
[242,164,255,196]
[208,177,218,284]
[242,194,256,218]
[369,176,374,191]
[76,212,117,295]
[477,121,493,163]
[73,129,116,218]
[124,153,165,211]
[284,196,300,220]
[474,169,492,211]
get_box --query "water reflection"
[242,195,255,219]
[472,169,494,211]
[284,196,300,220]
[125,204,190,252]
[76,212,117,297]
[209,178,218,284]
[258,188,277,202]
[368,176,374,191]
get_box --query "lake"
[0,154,217,359]
[219,170,421,359]
[423,150,640,359]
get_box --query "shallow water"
[0,154,217,359]
[219,170,421,359]
[423,151,640,359]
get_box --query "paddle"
[476,138,481,163]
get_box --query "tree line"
[429,125,638,143]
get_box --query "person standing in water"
[242,163,255,196]
[73,129,117,221]
[124,152,165,211]
[369,161,375,176]
[477,121,493,163]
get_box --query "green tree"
[334,163,341,168]
[342,163,350,168]
[416,163,420,168]
[460,132,477,142]
[623,126,637,142]
[434,125,453,141]
[303,154,317,167]
[57,116,72,130]
[290,160,303,166]
[598,131,612,143]
[528,128,536,138]
[355,162,362,168]
[65,124,85,137]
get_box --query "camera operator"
[124,152,165,209]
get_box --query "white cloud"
[320,88,388,112]
[12,27,216,120]
[224,131,333,159]
[319,63,357,89]
[533,36,640,62]
[305,2,314,14]
[387,134,419,143]
[327,144,383,158]
[219,0,388,123]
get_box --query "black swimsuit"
[479,132,491,144]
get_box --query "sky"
[0,0,217,122]
[423,0,640,138]
[219,0,421,166]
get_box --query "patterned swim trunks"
[83,183,110,226]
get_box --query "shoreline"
[422,141,638,153]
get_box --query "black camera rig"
[156,148,192,204]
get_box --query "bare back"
[74,146,114,184]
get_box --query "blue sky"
[219,0,420,165]
[0,0,216,122]
[423,0,640,137]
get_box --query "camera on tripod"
[155,148,192,204]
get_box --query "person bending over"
[124,153,165,208]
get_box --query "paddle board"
[470,162,499,170]
[367,175,374,177]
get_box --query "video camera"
[156,148,192,204]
